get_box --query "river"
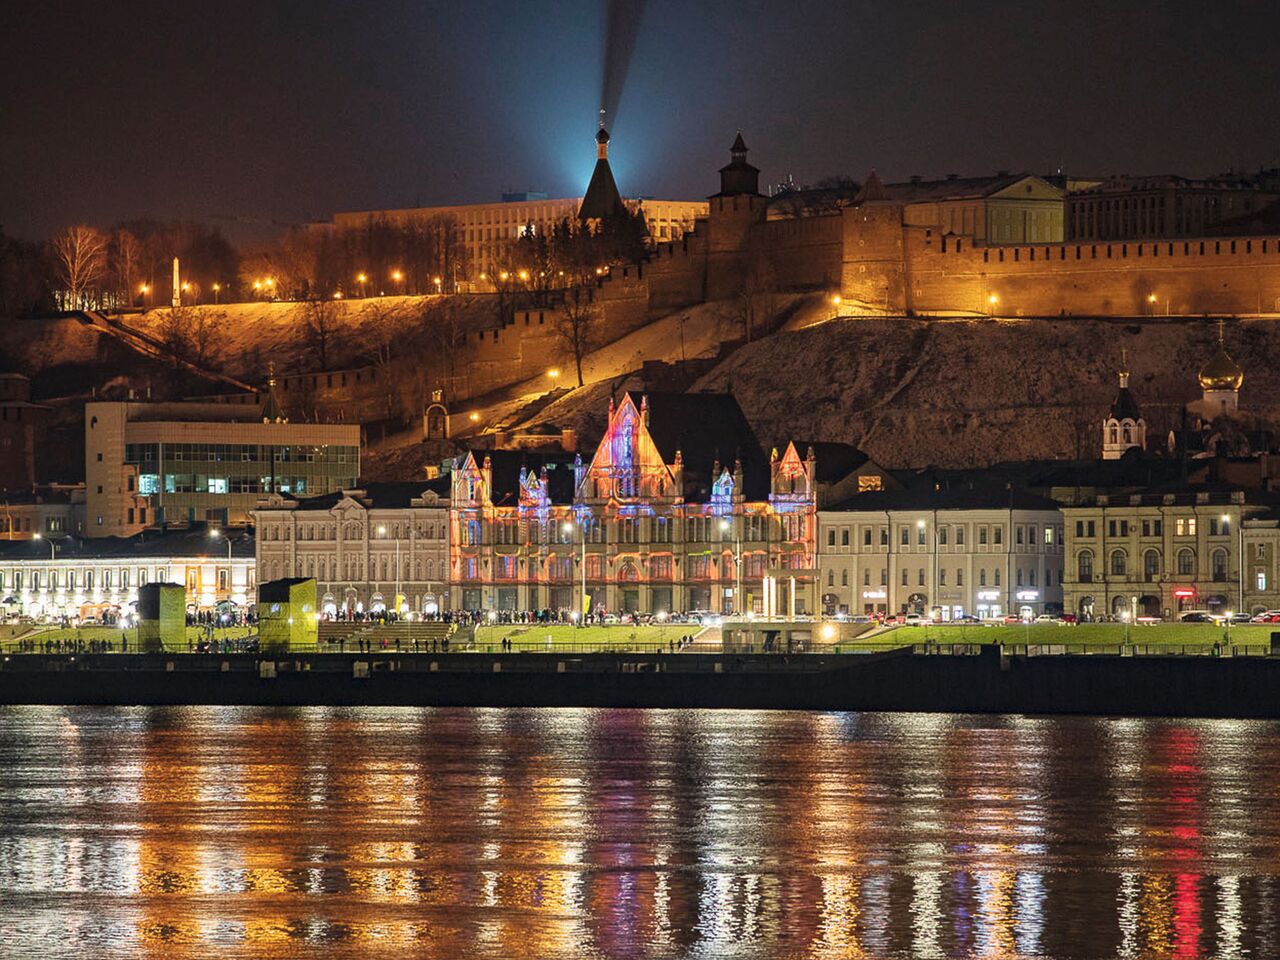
[0,707,1276,958]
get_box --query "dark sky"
[3,0,1279,242]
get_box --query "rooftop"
[0,523,254,562]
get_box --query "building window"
[841,528,849,546]
[1178,548,1195,577]
[979,527,988,546]
[956,569,964,586]
[1144,550,1160,581]
[917,526,926,545]
[901,569,908,586]
[918,568,925,586]
[994,526,1003,545]
[939,527,948,546]
[939,569,946,586]
[956,527,965,546]
[979,569,987,586]
[1078,550,1094,582]
[901,527,909,546]
[1110,550,1127,577]
[1257,570,1268,592]
[1212,548,1228,582]
[827,529,836,547]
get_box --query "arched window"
[1178,548,1195,577]
[1123,426,1132,443]
[1110,549,1127,577]
[994,568,1001,586]
[1077,550,1094,582]
[1109,425,1118,444]
[1143,549,1160,581]
[1212,548,1228,581]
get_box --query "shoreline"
[3,646,1280,718]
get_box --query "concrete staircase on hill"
[317,620,473,649]
[491,387,571,432]
[72,310,254,392]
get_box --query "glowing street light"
[212,282,221,304]
[547,368,561,380]
[518,269,530,282]
[468,412,480,422]
[32,532,55,560]
[208,527,231,561]
[433,275,443,292]
[498,271,509,282]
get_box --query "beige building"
[85,397,360,537]
[254,482,451,617]
[818,489,1065,619]
[0,524,254,621]
[1067,174,1280,241]
[871,172,1066,244]
[328,195,707,281]
[1059,490,1269,620]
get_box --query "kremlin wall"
[606,137,1280,323]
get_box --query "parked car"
[952,614,982,624]
[1034,614,1063,624]
[1002,614,1025,624]
[1179,611,1213,623]
[1251,610,1280,623]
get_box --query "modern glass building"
[86,401,360,537]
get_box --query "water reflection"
[2,707,1280,958]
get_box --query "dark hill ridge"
[691,315,1280,468]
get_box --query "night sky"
[3,0,1279,241]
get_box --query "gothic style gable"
[578,395,676,501]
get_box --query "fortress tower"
[578,117,628,224]
[708,132,765,253]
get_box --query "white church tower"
[1102,351,1146,459]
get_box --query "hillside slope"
[692,315,1280,467]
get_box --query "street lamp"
[357,272,369,297]
[377,525,402,616]
[987,293,999,315]
[208,527,232,561]
[562,519,587,625]
[32,532,54,560]
[720,518,741,616]
[139,283,151,306]
[391,269,404,295]
[547,368,561,382]
[212,282,221,304]
[1225,512,1244,614]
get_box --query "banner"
[583,593,592,616]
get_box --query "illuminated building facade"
[0,523,254,620]
[253,481,451,617]
[449,392,817,615]
[818,490,1065,619]
[85,391,360,537]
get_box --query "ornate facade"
[450,393,817,616]
[254,482,450,617]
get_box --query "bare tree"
[158,306,221,370]
[300,297,343,370]
[109,229,141,307]
[52,225,108,311]
[553,286,598,387]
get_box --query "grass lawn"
[866,622,1275,647]
[473,623,701,652]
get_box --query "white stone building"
[818,489,1065,619]
[254,482,451,617]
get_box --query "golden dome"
[1198,345,1243,391]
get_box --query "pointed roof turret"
[713,131,761,197]
[853,169,888,204]
[1109,349,1142,421]
[579,125,628,222]
[261,362,287,424]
